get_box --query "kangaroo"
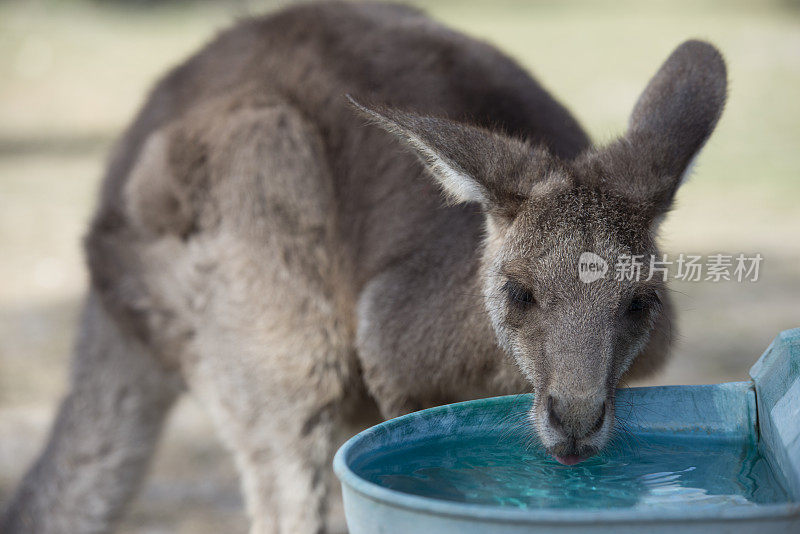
[2,2,727,533]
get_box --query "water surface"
[354,433,789,509]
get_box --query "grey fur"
[1,2,726,532]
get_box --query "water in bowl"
[353,433,790,509]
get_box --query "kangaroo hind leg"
[171,99,358,534]
[1,292,182,534]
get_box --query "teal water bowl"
[334,328,800,533]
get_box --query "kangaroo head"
[352,40,727,464]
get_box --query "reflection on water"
[354,433,790,509]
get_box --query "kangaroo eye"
[503,281,536,308]
[628,293,659,315]
[628,297,646,313]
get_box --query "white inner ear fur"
[402,130,489,205]
[679,149,700,186]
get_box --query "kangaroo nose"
[547,394,606,438]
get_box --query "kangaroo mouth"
[553,454,585,466]
[548,442,599,466]
[531,389,613,467]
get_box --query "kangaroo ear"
[347,96,546,219]
[626,40,727,205]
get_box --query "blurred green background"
[1,0,798,531]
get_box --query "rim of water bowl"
[333,392,800,525]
